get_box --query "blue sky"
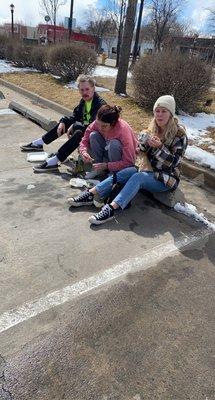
[0,0,214,34]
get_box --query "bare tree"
[150,0,182,52]
[207,8,215,33]
[39,0,67,43]
[85,2,125,58]
[85,7,117,51]
[115,0,138,95]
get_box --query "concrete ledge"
[181,160,215,191]
[153,188,185,208]
[9,101,57,131]
[0,78,71,116]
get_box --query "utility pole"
[69,0,74,41]
[132,0,144,65]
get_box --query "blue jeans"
[96,168,170,209]
[90,131,122,163]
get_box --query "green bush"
[47,43,97,81]
[132,51,213,113]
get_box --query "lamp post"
[10,4,15,37]
[68,0,74,41]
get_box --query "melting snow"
[174,202,215,231]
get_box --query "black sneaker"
[33,161,59,173]
[20,142,44,152]
[67,190,94,207]
[88,204,114,225]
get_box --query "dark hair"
[97,105,122,126]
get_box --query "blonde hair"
[136,116,186,171]
[147,116,186,146]
[76,74,96,88]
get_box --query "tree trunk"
[116,0,126,67]
[115,0,138,95]
[132,0,145,65]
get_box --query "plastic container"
[27,152,48,163]
[69,178,87,188]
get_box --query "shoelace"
[96,205,111,220]
[76,191,92,202]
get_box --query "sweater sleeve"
[79,121,96,154]
[107,129,137,172]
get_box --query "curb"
[9,100,57,131]
[0,78,72,116]
[1,78,215,191]
[181,160,215,191]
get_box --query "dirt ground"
[0,71,214,138]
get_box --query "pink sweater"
[79,118,138,172]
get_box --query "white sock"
[32,138,44,146]
[46,155,59,166]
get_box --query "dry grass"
[1,70,214,137]
[0,71,151,133]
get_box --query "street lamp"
[10,4,15,36]
[69,0,74,41]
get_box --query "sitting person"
[20,75,106,173]
[78,104,138,178]
[68,95,188,225]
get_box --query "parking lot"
[0,92,215,400]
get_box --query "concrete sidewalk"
[0,87,215,399]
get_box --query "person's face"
[78,82,95,101]
[97,119,112,136]
[154,107,171,127]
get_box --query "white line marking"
[0,228,212,334]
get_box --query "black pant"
[42,122,86,162]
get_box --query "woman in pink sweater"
[79,105,138,175]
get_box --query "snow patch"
[180,112,215,142]
[93,65,131,78]
[185,145,215,170]
[174,202,215,231]
[0,109,16,115]
[0,59,38,74]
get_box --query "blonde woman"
[69,95,188,225]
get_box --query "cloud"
[185,0,215,32]
[0,0,98,27]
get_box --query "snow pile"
[185,146,215,170]
[93,65,131,78]
[179,112,215,170]
[0,59,37,74]
[174,202,215,231]
[180,113,215,142]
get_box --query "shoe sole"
[88,216,114,225]
[67,200,94,207]
[33,167,59,173]
[21,147,44,152]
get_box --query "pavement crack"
[0,354,13,400]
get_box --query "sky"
[0,0,214,34]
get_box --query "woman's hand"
[92,162,108,171]
[82,152,94,164]
[57,122,66,137]
[148,135,162,148]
